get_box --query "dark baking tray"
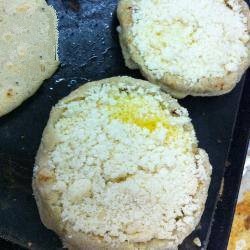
[0,0,249,249]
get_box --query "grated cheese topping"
[127,0,249,84]
[46,81,210,245]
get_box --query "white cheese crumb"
[46,81,210,245]
[127,0,249,83]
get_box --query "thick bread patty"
[117,0,250,98]
[33,76,212,249]
[0,0,59,117]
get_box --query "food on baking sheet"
[117,0,250,98]
[33,76,212,249]
[0,0,59,117]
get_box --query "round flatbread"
[33,76,212,249]
[117,0,250,98]
[0,0,59,117]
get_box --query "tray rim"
[207,68,250,250]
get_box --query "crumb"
[193,237,201,247]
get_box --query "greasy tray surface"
[0,0,248,249]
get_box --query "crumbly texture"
[228,191,250,250]
[0,0,59,117]
[117,0,250,98]
[33,77,212,250]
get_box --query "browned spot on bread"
[170,109,180,117]
[127,37,133,44]
[37,168,55,182]
[244,215,250,230]
[6,89,14,97]
[220,83,225,90]
[224,0,233,9]
[16,3,31,13]
[214,83,222,90]
[118,3,133,27]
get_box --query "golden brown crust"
[117,0,250,98]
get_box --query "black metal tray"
[0,1,249,249]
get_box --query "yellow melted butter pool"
[107,95,178,139]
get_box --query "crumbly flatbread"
[117,0,250,98]
[0,0,59,117]
[33,76,212,249]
